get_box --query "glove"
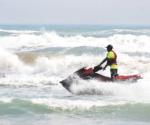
[93,65,102,72]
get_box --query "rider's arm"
[98,58,107,67]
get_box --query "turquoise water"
[0,25,150,125]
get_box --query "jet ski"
[60,67,142,93]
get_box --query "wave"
[0,97,150,120]
[0,29,39,34]
[0,31,150,53]
[0,29,149,103]
[0,46,149,85]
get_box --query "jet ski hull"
[60,67,142,93]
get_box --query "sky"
[0,0,150,25]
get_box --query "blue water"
[0,25,150,125]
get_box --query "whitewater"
[0,25,150,125]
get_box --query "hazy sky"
[0,0,150,25]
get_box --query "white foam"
[69,78,150,103]
[0,30,150,104]
[31,98,128,110]
[0,97,13,103]
[0,47,32,74]
[0,31,150,53]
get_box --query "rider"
[95,44,118,79]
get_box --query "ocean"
[0,25,150,125]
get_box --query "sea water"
[0,25,150,125]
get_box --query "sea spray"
[0,25,150,125]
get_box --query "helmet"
[106,44,113,51]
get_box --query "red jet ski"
[60,67,142,93]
